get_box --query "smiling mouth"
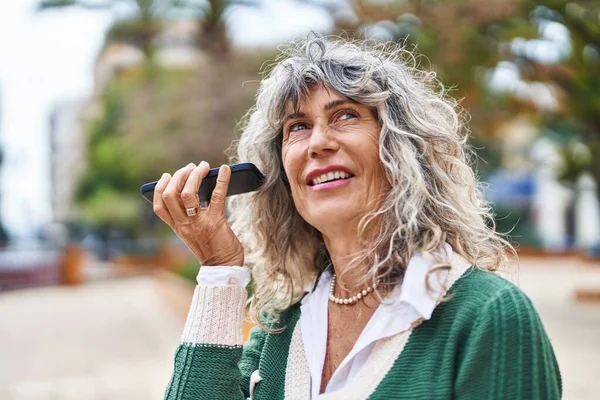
[309,171,355,186]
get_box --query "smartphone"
[140,162,265,204]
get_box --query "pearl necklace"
[328,274,377,305]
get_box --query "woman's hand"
[153,162,245,266]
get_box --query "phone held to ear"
[140,162,265,204]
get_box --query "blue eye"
[290,123,309,132]
[338,111,357,121]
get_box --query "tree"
[311,1,599,187]
[171,0,259,59]
[305,0,524,178]
[497,1,600,198]
[39,0,262,61]
[75,51,271,236]
[38,0,166,61]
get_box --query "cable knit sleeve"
[163,267,264,400]
[454,285,562,399]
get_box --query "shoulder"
[445,267,539,328]
[452,267,523,295]
[445,270,562,399]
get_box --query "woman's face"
[281,86,388,234]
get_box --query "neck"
[322,227,371,296]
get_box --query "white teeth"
[311,170,353,186]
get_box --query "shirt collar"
[302,243,453,320]
[390,243,453,320]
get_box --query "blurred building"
[575,174,600,250]
[154,19,203,68]
[490,118,600,252]
[49,99,88,223]
[93,19,202,96]
[530,138,574,250]
[48,19,202,225]
[0,83,8,246]
[531,138,600,252]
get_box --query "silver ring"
[186,207,198,217]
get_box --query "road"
[0,275,183,400]
[0,256,599,399]
[512,256,600,400]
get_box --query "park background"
[0,0,599,399]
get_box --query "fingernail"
[160,173,169,180]
[188,163,195,168]
[200,161,208,167]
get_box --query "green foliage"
[176,259,201,283]
[75,51,272,235]
[105,16,163,60]
[76,80,130,202]
[324,0,600,188]
[541,117,594,185]
[499,1,600,195]
[470,136,504,180]
[78,187,142,229]
[322,0,526,161]
[75,77,145,235]
[492,205,543,248]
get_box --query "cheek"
[281,146,313,221]
[281,146,304,193]
[356,131,388,194]
[281,146,294,180]
[364,126,383,174]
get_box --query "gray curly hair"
[228,36,513,327]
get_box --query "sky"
[0,0,331,239]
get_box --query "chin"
[305,203,359,230]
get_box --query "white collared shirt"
[197,244,452,398]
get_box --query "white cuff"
[197,266,251,287]
[181,285,247,347]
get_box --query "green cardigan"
[164,267,562,399]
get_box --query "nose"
[308,121,339,159]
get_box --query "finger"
[162,163,196,221]
[153,173,175,227]
[181,161,210,212]
[208,164,231,217]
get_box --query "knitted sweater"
[164,258,562,399]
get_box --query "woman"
[154,37,561,399]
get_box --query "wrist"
[220,255,244,266]
[196,252,244,267]
[192,239,244,267]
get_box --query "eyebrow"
[323,99,357,111]
[282,99,358,125]
[282,111,307,126]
